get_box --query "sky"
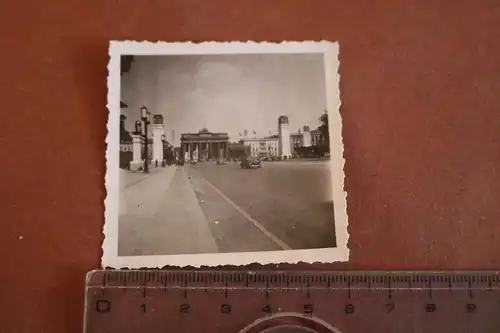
[120,53,330,146]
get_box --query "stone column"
[204,141,208,161]
[225,142,229,160]
[150,123,164,164]
[130,134,143,172]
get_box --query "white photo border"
[103,41,349,268]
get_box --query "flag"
[268,129,271,135]
[253,130,256,135]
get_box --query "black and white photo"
[103,41,348,267]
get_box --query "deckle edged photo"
[103,41,348,268]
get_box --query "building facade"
[310,129,324,146]
[290,132,303,150]
[242,135,279,158]
[241,116,328,159]
[180,128,230,162]
[291,129,326,152]
[119,115,133,169]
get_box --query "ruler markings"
[86,286,500,292]
[84,271,500,333]
[89,271,500,286]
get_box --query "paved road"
[185,160,336,253]
[118,166,218,256]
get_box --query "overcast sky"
[121,54,329,145]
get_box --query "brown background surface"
[1,1,499,332]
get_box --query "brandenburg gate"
[180,128,229,162]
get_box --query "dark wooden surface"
[1,1,499,332]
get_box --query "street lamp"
[140,105,151,173]
[161,134,167,167]
[134,120,142,134]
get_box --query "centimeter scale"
[84,270,500,333]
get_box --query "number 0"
[221,304,232,313]
[96,300,111,313]
[344,303,355,314]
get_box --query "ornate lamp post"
[161,134,167,167]
[140,106,151,173]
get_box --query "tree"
[121,55,135,76]
[318,110,329,147]
[120,56,135,109]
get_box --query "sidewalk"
[120,166,176,217]
[120,166,167,189]
[118,166,219,256]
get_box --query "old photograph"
[103,41,348,268]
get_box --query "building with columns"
[242,135,279,158]
[180,128,230,162]
[311,129,322,146]
[241,116,326,159]
[291,128,324,151]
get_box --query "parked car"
[240,156,262,169]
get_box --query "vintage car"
[240,156,262,169]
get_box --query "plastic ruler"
[83,270,500,332]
